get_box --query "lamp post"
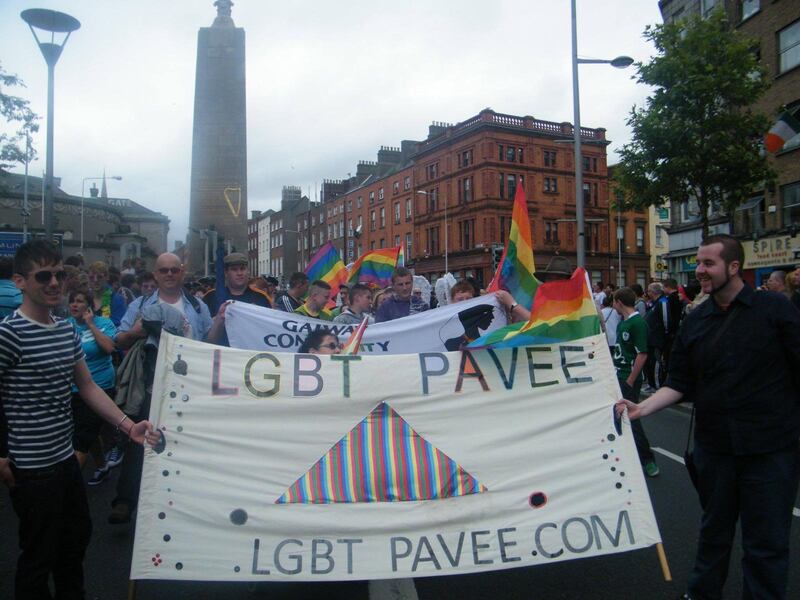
[21,9,80,242]
[570,0,632,268]
[81,176,122,251]
[417,190,448,274]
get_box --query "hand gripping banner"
[131,332,661,581]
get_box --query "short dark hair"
[64,255,82,268]
[14,239,62,276]
[298,328,337,353]
[392,266,412,282]
[450,281,475,299]
[289,272,309,289]
[613,287,637,308]
[310,279,331,291]
[138,271,156,284]
[0,256,13,279]
[121,273,136,288]
[663,278,678,290]
[68,287,94,305]
[349,283,370,303]
[630,283,644,297]
[700,234,744,272]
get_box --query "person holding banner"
[294,280,334,321]
[0,240,156,600]
[333,283,375,325]
[617,235,800,600]
[275,272,309,313]
[375,267,428,322]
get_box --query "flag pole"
[656,542,672,581]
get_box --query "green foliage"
[614,9,774,237]
[0,61,39,170]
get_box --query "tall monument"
[188,0,247,270]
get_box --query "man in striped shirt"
[0,240,156,600]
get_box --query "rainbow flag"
[341,316,369,355]
[347,246,400,288]
[397,243,405,267]
[469,267,600,348]
[305,242,348,307]
[487,181,539,309]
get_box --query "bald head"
[154,253,185,294]
[766,270,787,293]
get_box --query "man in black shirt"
[204,253,271,346]
[618,235,800,600]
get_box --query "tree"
[614,9,774,238]
[0,61,39,170]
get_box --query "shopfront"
[742,234,800,287]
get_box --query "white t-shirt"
[601,306,621,347]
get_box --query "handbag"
[683,303,741,494]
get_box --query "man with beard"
[375,267,429,322]
[617,235,800,600]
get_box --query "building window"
[426,162,439,180]
[499,216,510,243]
[545,220,559,243]
[701,0,717,19]
[498,144,504,161]
[380,238,386,249]
[544,150,557,167]
[544,177,558,193]
[394,235,400,247]
[738,195,765,233]
[357,196,363,208]
[380,207,386,228]
[406,232,413,259]
[779,21,800,74]
[507,174,518,200]
[393,181,399,195]
[636,270,648,289]
[346,200,352,213]
[460,219,475,250]
[636,225,645,250]
[371,240,376,251]
[369,191,375,205]
[405,198,412,221]
[427,227,440,255]
[379,187,385,201]
[458,148,473,168]
[586,223,599,253]
[499,172,505,199]
[394,202,401,225]
[740,0,759,21]
[427,188,438,212]
[404,176,410,191]
[459,177,473,203]
[370,210,376,231]
[655,226,663,248]
[782,182,800,226]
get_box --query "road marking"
[651,447,684,464]
[653,448,800,518]
[369,578,418,600]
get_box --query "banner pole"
[128,579,137,600]
[656,542,672,581]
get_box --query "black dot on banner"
[177,412,183,417]
[588,352,595,359]
[167,452,173,457]
[177,426,183,432]
[607,434,616,441]
[620,472,625,477]
[615,483,622,489]
[611,467,616,472]
[169,392,176,398]
[175,562,183,570]
[176,470,181,475]
[162,470,169,477]
[181,394,189,403]
[167,488,171,492]
[529,492,548,508]
[602,454,608,460]
[230,509,248,525]
[158,512,166,520]
[234,566,241,573]
[163,535,171,542]
[531,550,538,556]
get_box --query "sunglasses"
[157,267,182,275]
[32,270,68,284]
[319,342,341,350]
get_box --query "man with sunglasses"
[0,240,156,600]
[110,253,212,525]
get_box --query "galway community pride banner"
[225,293,508,354]
[131,332,661,581]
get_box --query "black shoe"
[109,502,132,524]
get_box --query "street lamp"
[21,8,80,242]
[81,176,122,251]
[417,190,448,273]
[570,0,632,268]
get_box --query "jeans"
[10,455,92,600]
[688,442,800,600]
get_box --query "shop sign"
[744,235,799,269]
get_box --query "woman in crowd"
[88,261,127,326]
[67,288,119,485]
[298,329,341,355]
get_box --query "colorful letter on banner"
[131,332,662,582]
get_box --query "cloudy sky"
[0,0,662,247]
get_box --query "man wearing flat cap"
[204,252,271,346]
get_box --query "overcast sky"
[0,0,663,248]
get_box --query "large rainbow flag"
[347,246,400,288]
[305,241,348,307]
[487,181,539,309]
[469,267,600,348]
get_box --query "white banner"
[225,294,507,354]
[131,333,661,582]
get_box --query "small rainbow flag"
[487,181,539,309]
[469,267,600,348]
[305,241,348,307]
[347,246,400,288]
[341,316,368,355]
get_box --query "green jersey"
[294,303,333,321]
[612,312,648,383]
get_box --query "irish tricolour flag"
[765,109,800,153]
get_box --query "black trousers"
[10,455,92,600]
[619,378,655,464]
[688,442,800,600]
[112,392,151,510]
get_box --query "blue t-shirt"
[0,279,22,318]
[68,316,117,391]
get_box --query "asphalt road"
[2,406,799,599]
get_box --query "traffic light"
[491,244,505,272]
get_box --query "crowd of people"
[1,234,799,599]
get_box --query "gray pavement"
[2,406,799,599]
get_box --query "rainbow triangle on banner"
[276,402,487,504]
